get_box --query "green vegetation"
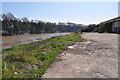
[2,13,83,36]
[2,33,84,78]
[82,22,113,33]
[81,24,99,32]
[98,23,112,33]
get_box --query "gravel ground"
[42,33,118,78]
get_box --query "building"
[101,17,120,34]
[113,18,120,33]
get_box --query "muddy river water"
[1,33,70,49]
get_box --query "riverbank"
[2,32,84,78]
[1,33,70,49]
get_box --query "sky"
[2,2,118,25]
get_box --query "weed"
[2,32,84,78]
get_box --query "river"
[1,33,70,49]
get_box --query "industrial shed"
[101,17,120,34]
[112,17,120,33]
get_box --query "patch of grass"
[103,32,108,34]
[2,32,84,78]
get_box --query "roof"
[101,16,120,24]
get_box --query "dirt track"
[42,33,118,78]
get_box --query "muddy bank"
[1,33,70,49]
[42,33,118,78]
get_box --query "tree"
[1,13,84,36]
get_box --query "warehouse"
[100,17,120,34]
